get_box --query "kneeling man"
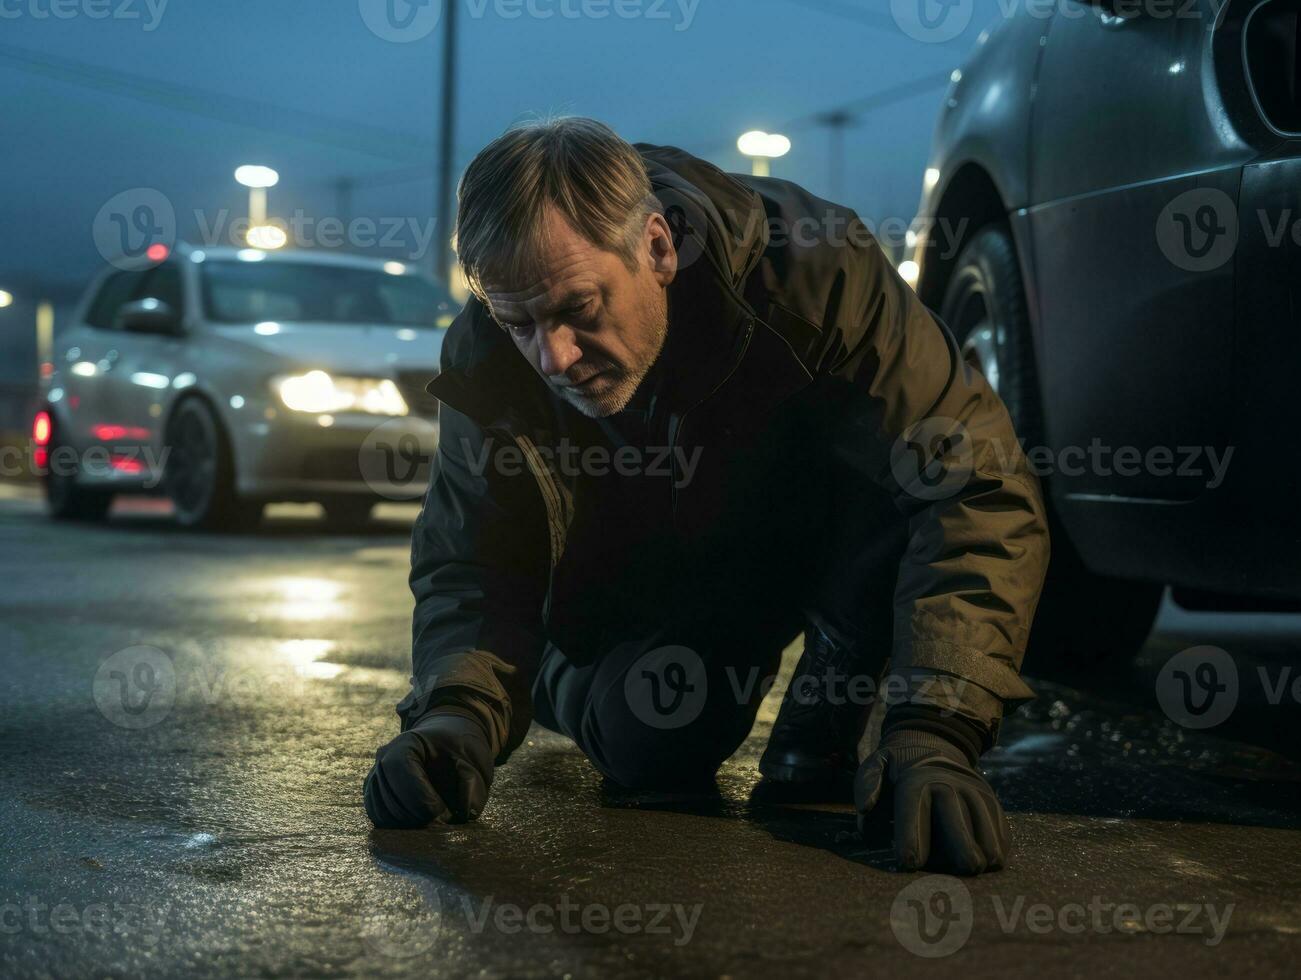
[364,117,1049,876]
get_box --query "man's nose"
[537,324,582,378]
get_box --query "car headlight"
[274,371,409,416]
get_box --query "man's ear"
[644,211,678,287]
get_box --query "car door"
[58,269,145,454]
[99,262,189,480]
[1026,0,1245,502]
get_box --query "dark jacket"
[397,144,1050,761]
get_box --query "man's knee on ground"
[579,684,727,789]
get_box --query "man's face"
[482,206,677,418]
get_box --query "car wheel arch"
[918,162,1012,310]
[163,390,239,480]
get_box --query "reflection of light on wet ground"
[278,638,345,679]
[272,577,347,621]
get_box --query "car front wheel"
[164,398,261,531]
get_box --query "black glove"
[855,726,1011,875]
[364,707,495,828]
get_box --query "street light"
[235,165,280,246]
[246,225,287,250]
[0,289,13,309]
[737,130,791,177]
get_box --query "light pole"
[234,165,285,248]
[815,110,853,202]
[737,130,791,178]
[435,0,459,285]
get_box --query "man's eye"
[503,321,533,339]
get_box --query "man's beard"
[558,294,668,418]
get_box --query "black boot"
[759,622,873,784]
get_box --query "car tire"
[44,424,113,522]
[941,224,1162,672]
[164,398,262,532]
[320,497,375,532]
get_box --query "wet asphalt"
[1,483,1300,979]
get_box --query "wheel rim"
[951,281,1002,396]
[167,409,217,518]
[961,320,1001,395]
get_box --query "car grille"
[396,370,440,419]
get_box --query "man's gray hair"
[454,117,655,301]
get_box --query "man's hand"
[364,708,495,828]
[855,727,1010,875]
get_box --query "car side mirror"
[117,298,182,335]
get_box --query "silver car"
[36,244,453,529]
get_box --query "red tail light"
[32,411,51,469]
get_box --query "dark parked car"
[904,0,1301,666]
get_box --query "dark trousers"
[530,476,907,789]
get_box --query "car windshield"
[200,259,454,326]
